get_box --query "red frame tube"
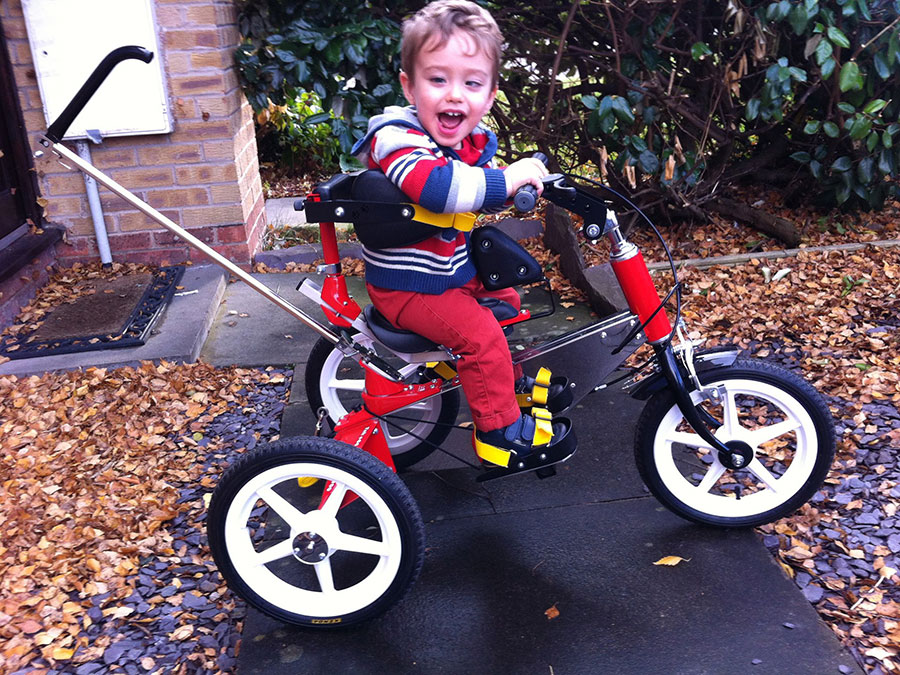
[611,250,672,342]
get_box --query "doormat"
[0,265,184,360]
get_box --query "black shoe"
[473,412,563,468]
[515,368,572,413]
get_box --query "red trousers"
[367,276,522,431]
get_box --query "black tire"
[634,358,835,528]
[208,436,426,627]
[305,334,460,469]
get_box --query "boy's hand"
[504,157,548,197]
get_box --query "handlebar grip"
[45,46,154,143]
[512,152,549,212]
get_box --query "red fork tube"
[610,237,672,343]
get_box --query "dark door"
[0,105,27,240]
[0,27,40,241]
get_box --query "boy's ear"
[400,70,415,106]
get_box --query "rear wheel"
[305,334,460,469]
[634,358,835,528]
[208,436,425,627]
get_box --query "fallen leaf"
[653,556,691,566]
[545,603,560,620]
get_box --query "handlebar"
[512,152,549,212]
[44,46,154,143]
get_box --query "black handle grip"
[45,46,154,143]
[512,152,549,212]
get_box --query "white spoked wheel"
[305,334,460,469]
[208,437,425,627]
[635,358,835,527]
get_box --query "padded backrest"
[350,171,442,248]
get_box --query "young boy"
[351,0,566,466]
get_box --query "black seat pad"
[363,297,519,353]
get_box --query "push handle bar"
[44,46,154,143]
[512,152,549,212]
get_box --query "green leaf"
[610,96,635,124]
[838,61,863,92]
[827,26,851,49]
[867,131,880,153]
[581,95,598,110]
[884,129,894,149]
[831,156,852,172]
[789,67,808,82]
[597,95,615,120]
[837,102,856,114]
[857,156,874,184]
[809,159,823,179]
[638,150,660,174]
[789,5,810,34]
[849,117,872,140]
[790,151,812,163]
[824,121,840,137]
[878,148,894,174]
[691,42,713,60]
[630,135,648,153]
[803,120,821,134]
[372,83,394,98]
[815,37,833,65]
[303,112,331,125]
[746,98,761,121]
[874,53,891,80]
[862,99,888,115]
[820,56,836,79]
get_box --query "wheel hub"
[718,440,754,470]
[292,531,330,564]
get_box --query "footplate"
[476,419,577,482]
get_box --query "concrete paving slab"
[199,273,369,368]
[239,494,859,675]
[0,264,225,377]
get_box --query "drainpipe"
[75,129,112,268]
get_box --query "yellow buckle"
[411,206,477,232]
[535,367,552,387]
[532,384,548,405]
[516,392,533,407]
[429,361,458,380]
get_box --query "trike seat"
[364,297,519,354]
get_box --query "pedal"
[476,419,577,482]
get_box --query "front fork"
[605,213,753,470]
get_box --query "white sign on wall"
[22,0,172,140]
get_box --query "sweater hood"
[351,105,497,167]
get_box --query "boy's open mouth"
[438,111,464,133]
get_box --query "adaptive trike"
[39,48,836,628]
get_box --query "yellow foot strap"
[473,434,513,468]
[517,367,554,408]
[427,361,458,380]
[532,407,554,446]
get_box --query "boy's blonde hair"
[401,0,504,87]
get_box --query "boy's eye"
[429,77,446,84]
[467,80,483,88]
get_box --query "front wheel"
[208,436,426,627]
[634,358,835,528]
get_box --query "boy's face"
[400,30,498,149]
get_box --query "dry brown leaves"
[0,361,282,671]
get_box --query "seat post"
[318,220,361,327]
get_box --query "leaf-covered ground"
[0,362,290,672]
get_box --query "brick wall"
[0,0,266,268]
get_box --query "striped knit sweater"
[351,106,508,294]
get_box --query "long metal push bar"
[43,138,342,346]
